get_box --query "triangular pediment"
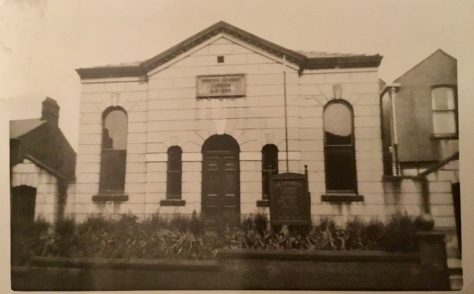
[76,21,382,79]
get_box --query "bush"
[381,212,418,252]
[11,217,51,265]
[13,212,420,263]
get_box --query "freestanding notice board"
[269,167,311,226]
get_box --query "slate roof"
[10,118,46,138]
[77,21,382,79]
[10,102,76,180]
[394,49,456,83]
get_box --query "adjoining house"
[10,97,76,229]
[381,49,458,176]
[380,49,461,289]
[68,22,460,266]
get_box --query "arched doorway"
[201,134,240,220]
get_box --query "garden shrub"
[11,217,51,265]
[14,212,421,262]
[381,212,418,252]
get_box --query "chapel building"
[69,21,458,246]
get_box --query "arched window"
[99,107,128,194]
[167,146,182,200]
[261,144,278,199]
[323,100,357,194]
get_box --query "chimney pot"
[41,97,60,127]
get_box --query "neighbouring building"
[68,23,460,263]
[10,97,76,229]
[381,49,458,176]
[380,49,461,289]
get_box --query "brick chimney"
[41,97,60,127]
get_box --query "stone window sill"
[160,199,186,206]
[92,193,129,202]
[321,194,364,203]
[256,200,269,207]
[430,134,458,140]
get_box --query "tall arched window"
[167,146,182,200]
[261,144,278,199]
[323,100,358,194]
[99,107,128,194]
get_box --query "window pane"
[325,147,357,192]
[432,87,455,110]
[168,148,182,171]
[262,144,278,199]
[433,111,456,135]
[103,110,128,150]
[167,146,182,199]
[324,103,352,145]
[262,145,278,171]
[100,150,126,192]
[167,172,181,199]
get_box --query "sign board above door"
[196,74,246,98]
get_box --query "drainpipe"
[388,83,401,175]
[282,55,289,173]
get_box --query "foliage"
[13,212,420,264]
[381,212,418,252]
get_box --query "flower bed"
[12,212,419,265]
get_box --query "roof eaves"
[76,21,383,79]
[76,65,147,80]
[23,154,75,182]
[303,55,383,70]
[10,119,46,139]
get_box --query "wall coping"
[217,249,419,262]
[31,256,219,271]
[31,249,420,270]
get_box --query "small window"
[99,107,128,194]
[217,56,224,63]
[432,86,457,136]
[262,144,278,199]
[167,146,182,200]
[323,100,357,194]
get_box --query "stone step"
[447,258,463,291]
[449,274,463,291]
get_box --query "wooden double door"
[202,150,240,219]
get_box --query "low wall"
[11,232,450,291]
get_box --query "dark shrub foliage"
[14,212,420,262]
[381,212,418,252]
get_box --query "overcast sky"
[1,0,473,149]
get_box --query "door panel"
[202,151,240,219]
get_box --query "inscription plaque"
[196,74,246,98]
[269,172,311,226]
